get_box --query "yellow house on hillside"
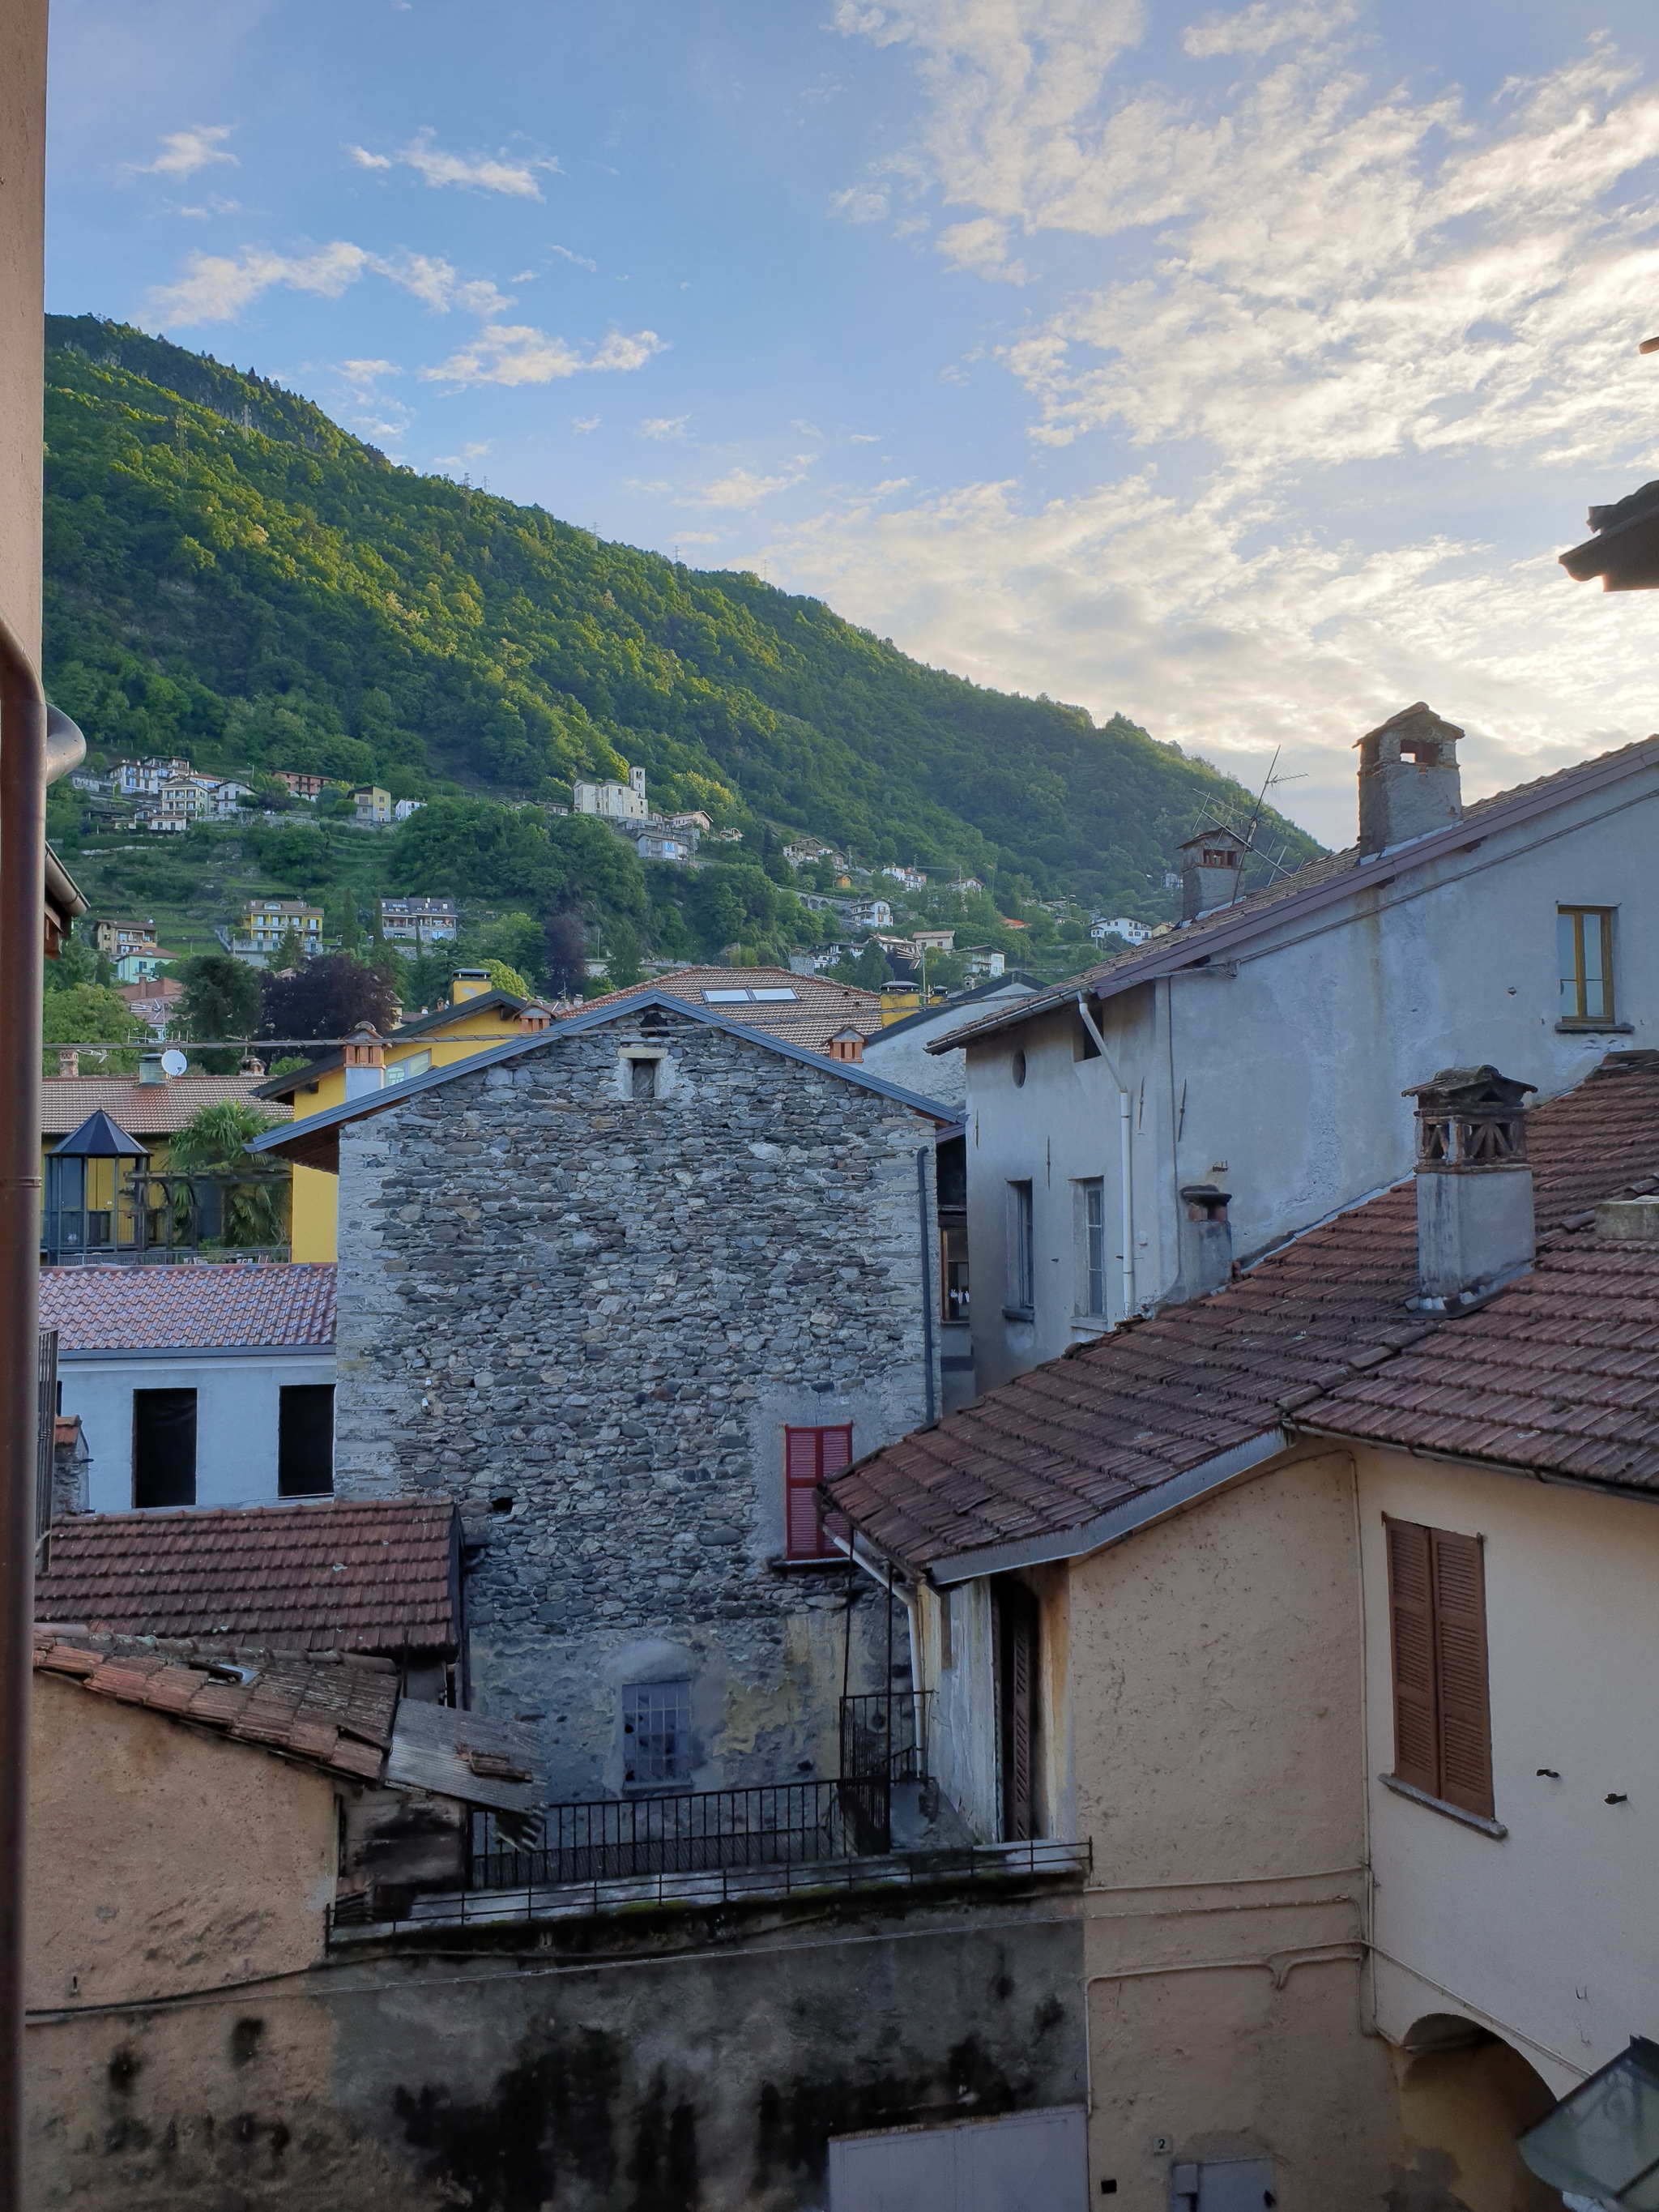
[253,971,552,1261]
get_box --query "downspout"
[1075,995,1135,1322]
[915,1147,936,1424]
[0,605,83,2201]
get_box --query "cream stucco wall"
[1356,1445,1659,2096]
[26,1675,337,2010]
[0,0,45,653]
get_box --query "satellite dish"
[160,1048,188,1077]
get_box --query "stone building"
[255,991,958,1800]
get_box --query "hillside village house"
[91,916,156,960]
[940,706,1659,1393]
[252,989,958,1804]
[827,1049,1659,2210]
[574,763,650,820]
[38,1265,336,1512]
[377,894,458,947]
[235,895,323,959]
[352,784,392,823]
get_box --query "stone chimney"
[1405,1065,1536,1309]
[828,1029,865,1064]
[55,1048,79,1079]
[1177,1184,1233,1300]
[1178,828,1243,922]
[1357,703,1464,856]
[343,1023,386,1100]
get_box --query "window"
[132,1388,197,1509]
[784,1424,853,1560]
[622,1680,692,1788]
[1558,906,1615,1025]
[1077,1179,1107,1317]
[1385,1518,1494,1821]
[996,1579,1040,1842]
[1011,1048,1027,1088]
[940,1223,970,1322]
[383,1049,431,1088]
[1005,1181,1035,1317]
[279,1384,335,1497]
[629,1056,659,1100]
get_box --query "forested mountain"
[41,314,1319,921]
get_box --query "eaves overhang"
[249,989,962,1167]
[928,736,1659,1056]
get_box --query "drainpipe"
[1075,994,1135,1322]
[0,607,83,2206]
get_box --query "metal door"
[1171,2156,1277,2210]
[828,2105,1087,2212]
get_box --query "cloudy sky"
[44,0,1659,843]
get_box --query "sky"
[41,0,1659,846]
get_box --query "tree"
[261,953,397,1043]
[849,941,896,990]
[543,910,587,997]
[482,958,533,998]
[270,925,308,974]
[476,910,544,987]
[167,1099,290,1249]
[177,952,260,1040]
[41,983,146,1075]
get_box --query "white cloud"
[640,415,690,439]
[149,241,372,322]
[350,130,559,200]
[680,461,814,510]
[341,357,399,382]
[830,184,890,224]
[1183,1,1358,60]
[382,252,514,319]
[548,244,598,271]
[572,415,602,433]
[936,216,1026,282]
[130,126,238,180]
[421,324,664,387]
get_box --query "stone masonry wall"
[333,1006,944,1796]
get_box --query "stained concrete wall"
[962,765,1659,1390]
[25,1675,335,2011]
[26,1887,1085,2211]
[0,0,45,652]
[331,1005,941,1796]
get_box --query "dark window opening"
[940,1220,970,1322]
[1005,1180,1035,1317]
[279,1383,335,1497]
[784,1424,853,1560]
[996,1578,1041,1842]
[629,1056,660,1100]
[133,1388,197,1509]
[623,1678,692,1788]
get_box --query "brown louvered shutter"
[784,1426,852,1561]
[1432,1529,1494,1819]
[1386,1518,1439,1796]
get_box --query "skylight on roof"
[700,986,801,1004]
[702,989,752,1003]
[748,988,799,1001]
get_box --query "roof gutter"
[919,1428,1288,1585]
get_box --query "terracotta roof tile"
[41,1075,290,1138]
[39,1262,335,1352]
[828,1051,1659,1572]
[35,1496,458,1655]
[32,1627,399,1783]
[576,967,885,1056]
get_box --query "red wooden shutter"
[1386,1518,1439,1796]
[1432,1529,1494,1819]
[784,1427,852,1560]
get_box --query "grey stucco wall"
[60,1349,335,1513]
[332,1006,942,1796]
[25,1888,1085,2212]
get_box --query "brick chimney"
[1405,1065,1536,1309]
[343,1023,386,1099]
[827,1029,865,1063]
[1357,703,1464,856]
[1178,828,1243,922]
[55,1048,79,1079]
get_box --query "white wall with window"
[61,1348,336,1512]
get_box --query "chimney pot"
[1357,703,1464,856]
[1177,829,1243,922]
[828,1029,865,1063]
[138,1051,166,1087]
[56,1048,79,1080]
[1404,1065,1536,1307]
[342,1023,386,1099]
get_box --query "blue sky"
[44,0,1659,843]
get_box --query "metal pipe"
[0,609,46,2210]
[1075,995,1136,1322]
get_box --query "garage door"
[827,2105,1088,2212]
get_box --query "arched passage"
[1388,2013,1562,2212]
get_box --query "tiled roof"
[39,1262,336,1351]
[826,1052,1659,1574]
[41,1076,290,1137]
[34,1497,458,1655]
[580,967,885,1055]
[32,1627,397,1783]
[930,737,1659,1056]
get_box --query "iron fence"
[839,1691,931,1787]
[470,1775,893,1890]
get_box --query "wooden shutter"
[998,1582,1038,1843]
[1431,1529,1494,1819]
[1385,1518,1439,1796]
[784,1426,852,1561]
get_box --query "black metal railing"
[470,1775,894,1890]
[839,1691,931,1787]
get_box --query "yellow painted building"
[254,972,552,1262]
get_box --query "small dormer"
[1356,703,1464,856]
[1178,829,1243,922]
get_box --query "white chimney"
[1357,703,1464,856]
[342,1023,386,1100]
[1405,1066,1535,1309]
